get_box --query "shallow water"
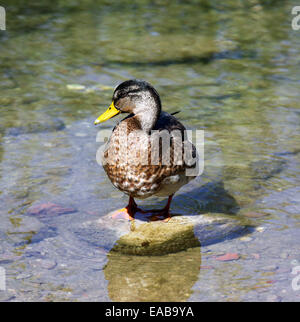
[0,0,300,301]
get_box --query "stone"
[66,84,86,91]
[27,203,77,218]
[243,211,268,218]
[73,212,249,256]
[6,116,65,136]
[250,159,286,180]
[75,132,87,137]
[215,253,240,261]
[266,294,281,302]
[261,265,278,272]
[33,259,57,270]
[200,265,214,269]
[280,252,289,259]
[252,253,260,259]
[256,226,265,233]
[240,236,252,242]
[16,273,32,280]
[0,252,19,264]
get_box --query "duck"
[94,79,197,221]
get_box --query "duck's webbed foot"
[111,196,142,221]
[148,210,172,222]
[111,195,173,222]
[147,195,173,222]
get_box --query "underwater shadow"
[138,180,240,217]
[137,180,253,246]
[177,180,240,215]
[97,49,256,68]
[176,180,255,246]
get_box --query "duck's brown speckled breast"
[102,113,196,199]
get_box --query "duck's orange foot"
[163,215,172,223]
[147,211,172,223]
[110,196,146,221]
[111,208,135,221]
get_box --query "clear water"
[0,0,299,301]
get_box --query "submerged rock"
[250,159,286,180]
[0,252,19,264]
[27,202,77,219]
[6,116,65,136]
[223,158,286,183]
[31,259,57,270]
[75,211,249,256]
[215,253,240,261]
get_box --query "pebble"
[200,265,214,269]
[266,294,281,302]
[99,85,114,91]
[27,203,77,218]
[252,253,260,259]
[244,212,268,218]
[34,259,57,270]
[0,252,19,263]
[256,226,265,233]
[43,143,54,148]
[215,253,240,261]
[16,273,32,280]
[261,265,278,272]
[280,252,289,259]
[66,84,85,91]
[75,132,87,137]
[240,236,252,242]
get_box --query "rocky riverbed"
[0,0,300,302]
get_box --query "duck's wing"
[152,111,197,172]
[153,111,185,133]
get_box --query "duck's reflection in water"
[104,245,201,302]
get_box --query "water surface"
[0,0,299,301]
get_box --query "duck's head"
[94,79,161,132]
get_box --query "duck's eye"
[118,91,128,99]
[113,101,120,111]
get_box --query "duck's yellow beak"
[94,102,121,125]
